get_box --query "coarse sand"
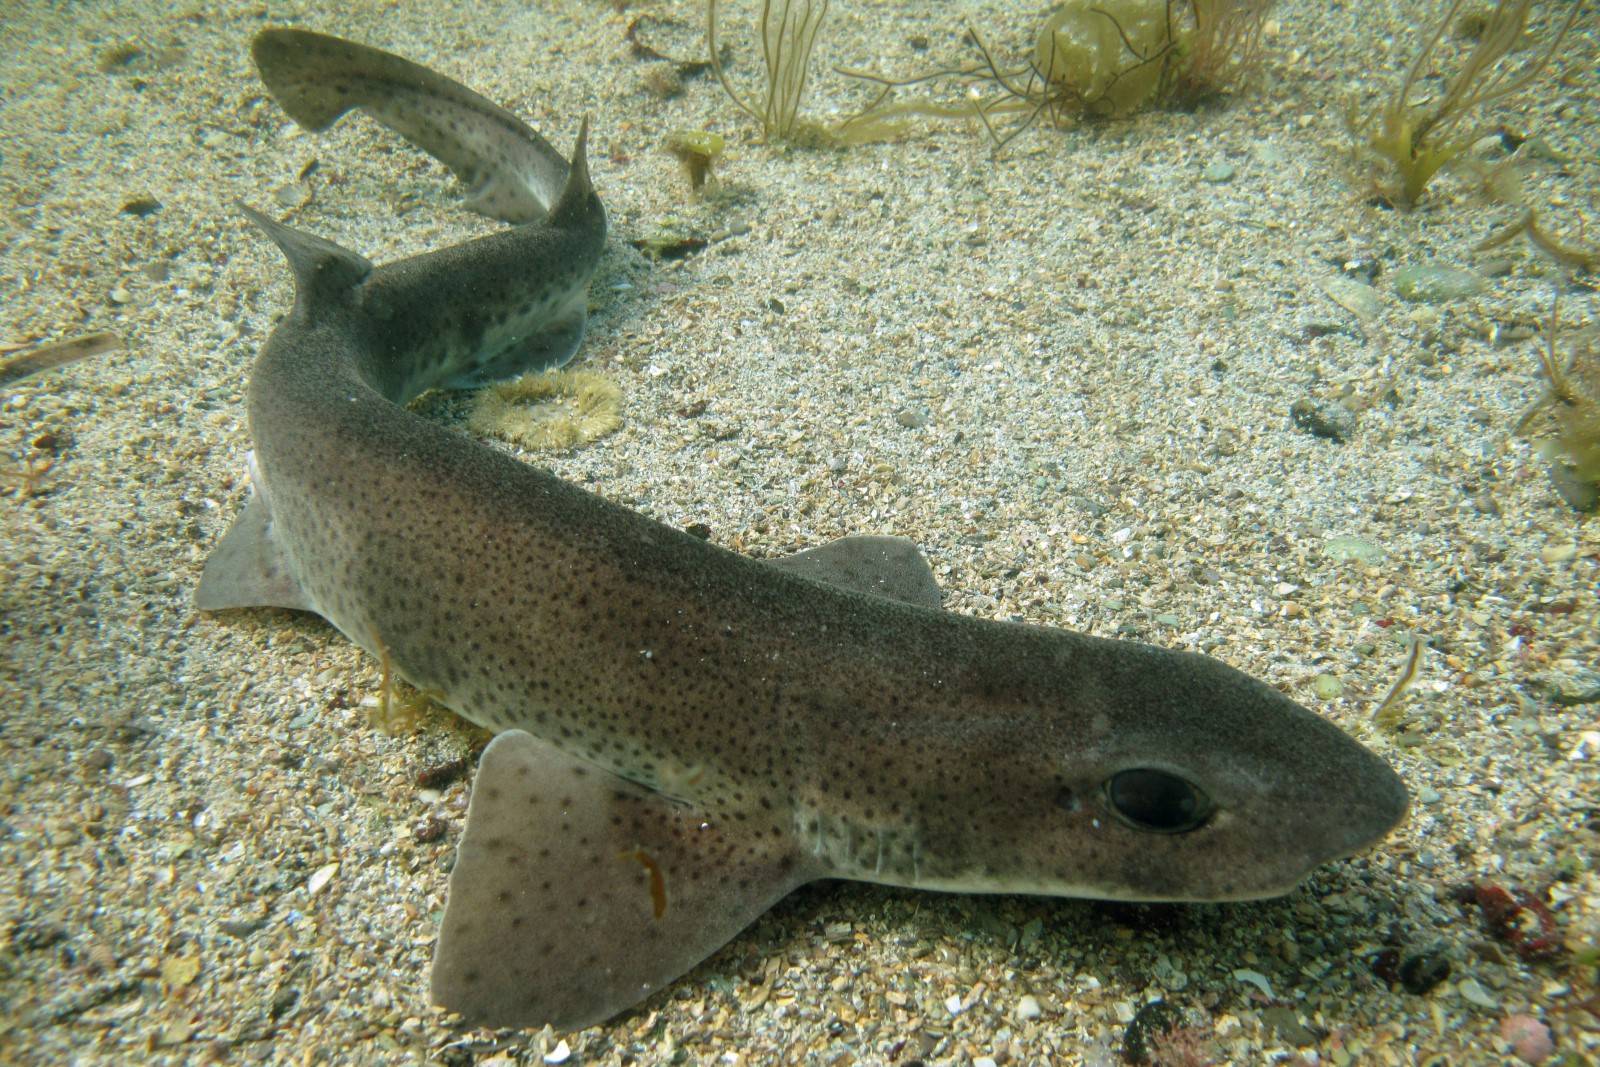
[1,1,1596,1063]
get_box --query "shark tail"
[251,28,574,225]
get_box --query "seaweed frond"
[1516,303,1600,513]
[839,0,1277,153]
[0,331,121,390]
[1165,0,1276,107]
[1373,634,1428,732]
[666,129,726,195]
[363,626,449,735]
[709,0,836,143]
[1477,208,1600,273]
[1353,0,1579,210]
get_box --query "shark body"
[201,29,1409,1031]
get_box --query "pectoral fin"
[194,495,316,613]
[432,730,813,1031]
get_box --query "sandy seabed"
[1,1,1597,1063]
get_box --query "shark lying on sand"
[200,28,1409,1031]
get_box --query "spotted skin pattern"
[200,29,1409,1031]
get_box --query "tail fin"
[237,204,372,309]
[251,28,570,225]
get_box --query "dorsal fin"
[238,203,372,308]
[548,118,600,230]
[769,535,943,610]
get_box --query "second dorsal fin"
[769,535,943,609]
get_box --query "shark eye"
[1106,769,1211,834]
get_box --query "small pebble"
[1501,1014,1554,1064]
[1290,397,1356,442]
[1539,542,1577,563]
[1233,968,1274,999]
[1399,950,1451,994]
[1262,1004,1318,1047]
[1202,160,1235,183]
[1458,976,1499,1009]
[306,862,338,896]
[1324,535,1384,563]
[274,181,312,209]
[1392,264,1486,303]
[1319,275,1381,320]
[1312,673,1344,700]
[1015,994,1042,1021]
[895,405,930,429]
[1152,955,1188,991]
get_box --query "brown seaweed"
[1516,304,1600,513]
[839,0,1276,152]
[0,331,121,390]
[1351,0,1578,210]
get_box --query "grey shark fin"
[238,204,372,309]
[431,730,812,1031]
[771,535,943,609]
[195,495,316,613]
[251,28,570,225]
[547,118,596,227]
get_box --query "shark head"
[884,633,1409,903]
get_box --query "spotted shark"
[199,28,1409,1032]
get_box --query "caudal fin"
[251,28,571,225]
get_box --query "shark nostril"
[1053,786,1078,812]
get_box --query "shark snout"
[1327,743,1410,859]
